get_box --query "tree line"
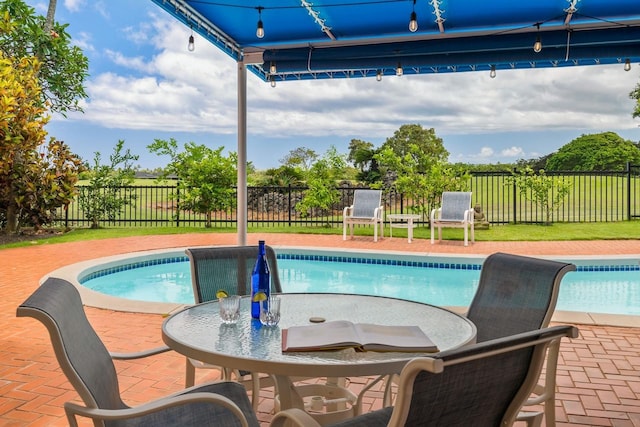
[2,0,640,233]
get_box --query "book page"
[282,320,359,352]
[355,323,438,352]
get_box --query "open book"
[282,320,438,353]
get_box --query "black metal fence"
[55,165,640,229]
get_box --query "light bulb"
[270,62,276,74]
[490,65,496,78]
[187,35,195,52]
[256,20,264,38]
[409,11,418,32]
[396,63,403,76]
[256,7,265,38]
[376,70,382,82]
[533,23,542,53]
[270,76,276,87]
[624,59,631,72]
[533,36,542,53]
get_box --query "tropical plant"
[0,48,83,232]
[0,0,88,115]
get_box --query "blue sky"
[27,0,640,170]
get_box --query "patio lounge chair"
[430,191,474,246]
[271,325,579,427]
[16,277,260,427]
[466,252,576,426]
[185,245,283,408]
[343,189,384,242]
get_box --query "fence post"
[512,168,518,224]
[627,162,631,221]
[284,184,289,226]
[176,185,180,227]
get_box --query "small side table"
[387,213,421,243]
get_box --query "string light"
[256,7,264,39]
[533,23,542,53]
[187,27,195,52]
[270,75,276,87]
[270,61,277,74]
[376,69,383,81]
[624,58,631,72]
[409,0,418,32]
[396,62,403,76]
[490,65,496,78]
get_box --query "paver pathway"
[1,232,639,426]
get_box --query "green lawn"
[1,221,637,250]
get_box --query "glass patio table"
[162,293,477,411]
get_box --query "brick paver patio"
[1,232,639,426]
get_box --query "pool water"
[82,257,640,315]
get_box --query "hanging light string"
[409,0,418,32]
[256,6,264,38]
[533,23,542,53]
[187,25,195,51]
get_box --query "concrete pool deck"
[2,232,640,426]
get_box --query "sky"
[25,0,640,171]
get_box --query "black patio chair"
[16,277,260,427]
[271,325,579,427]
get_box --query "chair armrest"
[374,206,383,220]
[110,345,171,360]
[464,208,474,224]
[343,205,354,217]
[430,208,441,222]
[65,392,250,427]
[271,408,322,427]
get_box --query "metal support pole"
[237,61,248,245]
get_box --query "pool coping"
[44,245,640,328]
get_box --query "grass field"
[1,221,638,250]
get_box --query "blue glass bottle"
[251,240,270,319]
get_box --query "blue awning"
[150,0,640,81]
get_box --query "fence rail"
[55,166,640,229]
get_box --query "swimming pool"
[77,249,640,316]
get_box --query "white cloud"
[64,12,640,167]
[501,146,525,157]
[72,31,94,52]
[478,147,494,158]
[64,0,85,13]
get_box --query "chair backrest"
[467,252,576,342]
[390,325,578,427]
[16,278,127,412]
[439,191,472,221]
[351,189,382,218]
[186,245,282,303]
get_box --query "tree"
[508,167,572,225]
[78,140,139,229]
[148,138,237,227]
[279,147,318,172]
[295,146,347,220]
[546,132,640,171]
[347,138,381,183]
[260,166,304,187]
[0,46,83,233]
[381,124,449,172]
[375,144,469,215]
[0,0,88,114]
